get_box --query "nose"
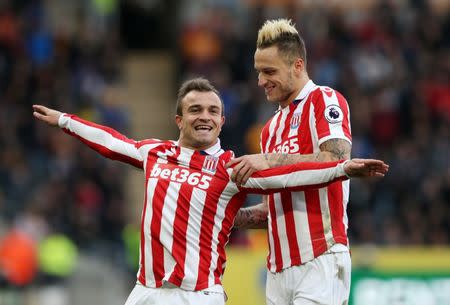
[198,109,211,121]
[258,73,267,87]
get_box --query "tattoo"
[234,204,268,229]
[266,138,351,167]
[319,139,351,160]
[270,152,325,166]
[274,153,289,167]
[314,153,328,162]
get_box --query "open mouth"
[194,125,213,132]
[265,85,275,95]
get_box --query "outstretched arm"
[227,139,351,185]
[238,159,388,194]
[266,139,351,166]
[33,105,144,168]
[233,158,387,229]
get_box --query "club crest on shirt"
[325,105,343,124]
[290,113,301,129]
[202,155,219,174]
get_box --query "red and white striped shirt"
[260,80,352,273]
[59,113,349,290]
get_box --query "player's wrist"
[57,113,68,128]
[341,160,351,178]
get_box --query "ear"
[175,115,183,130]
[220,116,225,129]
[293,58,304,74]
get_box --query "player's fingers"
[240,168,256,186]
[354,159,386,167]
[32,104,48,114]
[371,164,388,173]
[32,105,42,114]
[370,164,388,175]
[371,171,385,177]
[364,159,385,166]
[235,163,252,185]
[225,156,243,169]
[377,165,389,173]
[236,165,252,186]
[230,162,245,182]
[33,111,46,121]
[351,158,368,163]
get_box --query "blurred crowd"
[177,0,449,246]
[0,0,127,287]
[0,0,449,290]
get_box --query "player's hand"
[344,158,389,178]
[32,105,62,126]
[225,154,270,186]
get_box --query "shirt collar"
[294,79,315,102]
[201,139,222,155]
[277,80,316,112]
[174,139,222,156]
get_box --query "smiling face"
[254,46,305,108]
[175,90,225,151]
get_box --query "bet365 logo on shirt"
[150,164,212,190]
[273,138,300,154]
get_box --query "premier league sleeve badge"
[324,105,344,124]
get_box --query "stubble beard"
[269,86,294,105]
[276,76,296,105]
[269,72,296,105]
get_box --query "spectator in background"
[0,0,126,277]
[228,18,353,305]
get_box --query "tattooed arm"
[266,138,352,167]
[227,138,351,185]
[234,197,268,229]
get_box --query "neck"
[177,138,218,151]
[279,76,310,108]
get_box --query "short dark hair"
[176,78,224,116]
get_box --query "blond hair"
[256,18,306,65]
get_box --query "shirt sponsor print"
[150,163,212,190]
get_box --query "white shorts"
[266,250,351,305]
[124,282,226,305]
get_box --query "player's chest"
[265,107,313,154]
[145,153,230,193]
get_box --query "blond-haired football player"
[229,19,356,305]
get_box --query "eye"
[209,107,221,115]
[189,107,200,113]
